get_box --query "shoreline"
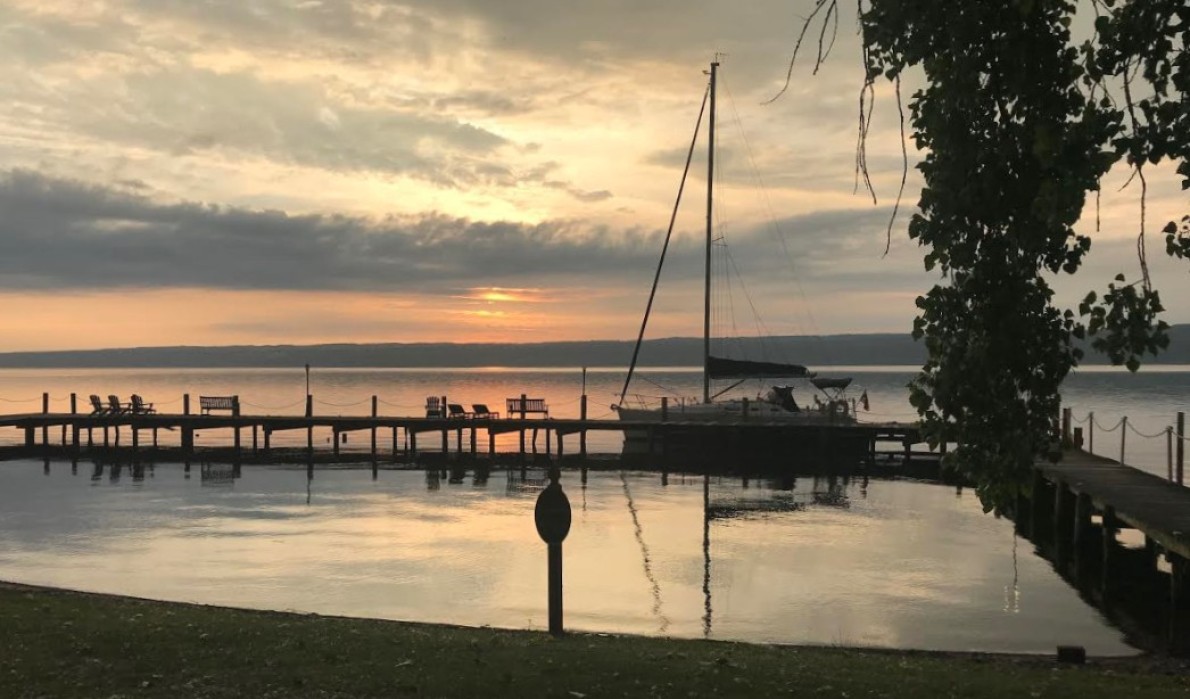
[3,580,1188,698]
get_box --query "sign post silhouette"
[534,466,571,636]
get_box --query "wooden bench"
[199,395,239,415]
[506,397,549,419]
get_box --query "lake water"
[2,366,1187,476]
[0,459,1137,655]
[1,366,1188,654]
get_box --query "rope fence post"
[1089,411,1094,454]
[1120,416,1127,466]
[1169,427,1175,481]
[1178,411,1185,486]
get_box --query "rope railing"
[1070,407,1187,487]
[1126,420,1170,440]
[0,396,40,403]
[240,398,308,410]
[313,397,373,408]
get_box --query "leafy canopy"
[786,0,1188,510]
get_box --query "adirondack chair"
[471,403,500,419]
[130,394,156,415]
[107,395,130,415]
[425,396,445,418]
[89,394,108,415]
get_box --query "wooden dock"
[0,409,921,463]
[1022,448,1190,654]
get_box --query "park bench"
[506,397,549,419]
[199,395,239,415]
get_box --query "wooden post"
[1088,411,1094,453]
[742,397,749,421]
[1120,416,1127,465]
[1171,555,1190,654]
[1053,481,1074,563]
[252,424,258,454]
[1178,412,1185,486]
[132,422,139,452]
[470,425,477,455]
[65,393,76,445]
[1072,492,1093,574]
[410,431,418,457]
[306,394,314,452]
[333,428,340,456]
[442,428,449,454]
[392,426,398,459]
[184,393,190,416]
[371,396,378,456]
[520,393,527,420]
[1102,506,1119,598]
[1062,407,1072,445]
[1170,427,1175,481]
[41,392,49,446]
[264,428,271,452]
[580,394,588,458]
[233,396,241,454]
[661,397,668,422]
[181,427,193,453]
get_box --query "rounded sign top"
[534,482,572,544]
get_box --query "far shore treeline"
[2,326,1189,368]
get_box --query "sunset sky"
[0,0,1185,351]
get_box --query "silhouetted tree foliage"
[783,0,1187,510]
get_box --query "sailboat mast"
[703,60,718,405]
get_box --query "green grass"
[1,582,1188,698]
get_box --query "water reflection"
[0,458,1139,655]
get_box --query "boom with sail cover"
[706,356,810,380]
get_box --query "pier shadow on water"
[1015,482,1190,656]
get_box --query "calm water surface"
[1,366,1188,476]
[0,458,1136,655]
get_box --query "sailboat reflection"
[700,473,855,638]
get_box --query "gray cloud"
[0,169,917,295]
[0,170,664,291]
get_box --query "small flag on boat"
[860,390,870,411]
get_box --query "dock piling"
[1178,412,1185,486]
[580,394,587,457]
[371,396,378,456]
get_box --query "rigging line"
[722,76,824,360]
[721,244,772,358]
[620,471,671,634]
[618,82,710,407]
[634,373,688,399]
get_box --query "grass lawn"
[1,582,1188,698]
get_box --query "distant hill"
[1,326,1188,368]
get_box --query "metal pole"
[702,60,718,406]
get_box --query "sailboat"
[613,61,860,432]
